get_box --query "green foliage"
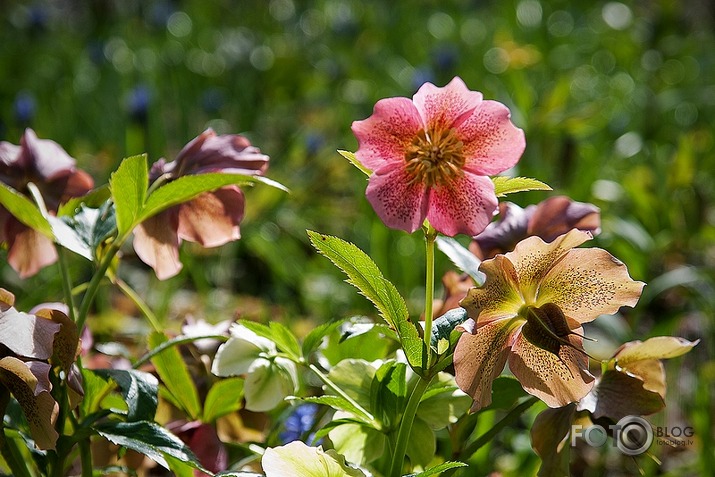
[203,377,244,423]
[492,176,552,198]
[93,369,159,422]
[0,182,52,237]
[109,154,148,236]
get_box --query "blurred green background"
[1,0,713,475]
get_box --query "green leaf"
[406,461,468,477]
[307,231,422,370]
[492,176,551,197]
[94,369,158,422]
[435,236,484,285]
[337,150,371,176]
[238,319,302,360]
[80,367,112,416]
[141,172,288,222]
[370,361,408,428]
[165,454,197,477]
[405,417,436,468]
[94,420,208,473]
[55,201,117,261]
[290,395,373,425]
[110,154,148,235]
[0,182,52,237]
[203,377,244,423]
[57,185,111,217]
[482,376,528,411]
[148,332,202,420]
[417,374,471,430]
[327,359,377,409]
[327,421,386,466]
[302,319,345,359]
[430,308,469,350]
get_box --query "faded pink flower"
[351,77,525,236]
[454,230,645,410]
[0,129,94,277]
[132,129,268,279]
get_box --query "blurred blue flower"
[127,85,151,122]
[431,44,459,72]
[305,132,324,156]
[411,67,435,91]
[201,88,225,114]
[279,403,321,445]
[14,92,36,124]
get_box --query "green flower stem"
[56,247,77,322]
[388,374,433,477]
[113,275,162,332]
[76,237,124,332]
[460,396,539,459]
[423,224,437,367]
[307,363,377,426]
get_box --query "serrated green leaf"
[290,395,373,424]
[238,319,302,360]
[203,377,244,423]
[435,236,484,285]
[337,150,371,176]
[307,231,423,370]
[406,461,468,476]
[492,176,551,197]
[302,319,345,358]
[141,172,287,223]
[94,420,208,473]
[0,182,52,237]
[148,332,202,420]
[94,369,158,422]
[110,154,148,235]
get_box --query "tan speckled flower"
[453,229,644,410]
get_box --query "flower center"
[404,127,465,187]
[519,303,574,357]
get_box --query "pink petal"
[20,129,77,181]
[535,247,645,324]
[508,329,594,407]
[505,229,593,304]
[132,210,182,280]
[454,318,518,412]
[458,100,525,175]
[460,255,523,325]
[527,196,601,242]
[177,186,244,247]
[426,172,497,236]
[0,142,22,167]
[352,97,423,172]
[413,77,484,134]
[5,217,57,278]
[366,165,428,233]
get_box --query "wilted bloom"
[473,196,601,260]
[454,229,645,410]
[352,77,525,236]
[531,336,697,474]
[132,129,268,279]
[0,129,94,277]
[211,323,297,412]
[0,288,82,450]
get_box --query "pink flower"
[132,129,269,279]
[351,77,525,236]
[0,129,94,277]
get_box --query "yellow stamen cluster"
[404,127,465,187]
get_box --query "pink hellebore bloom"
[132,129,269,279]
[352,77,525,236]
[453,229,645,410]
[0,129,94,277]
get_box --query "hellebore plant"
[0,77,699,477]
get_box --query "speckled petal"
[454,318,519,412]
[132,210,182,280]
[458,100,526,176]
[508,328,594,407]
[352,97,423,172]
[365,165,428,233]
[505,229,593,304]
[413,77,483,133]
[460,255,523,324]
[426,172,497,236]
[535,247,645,323]
[177,186,244,247]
